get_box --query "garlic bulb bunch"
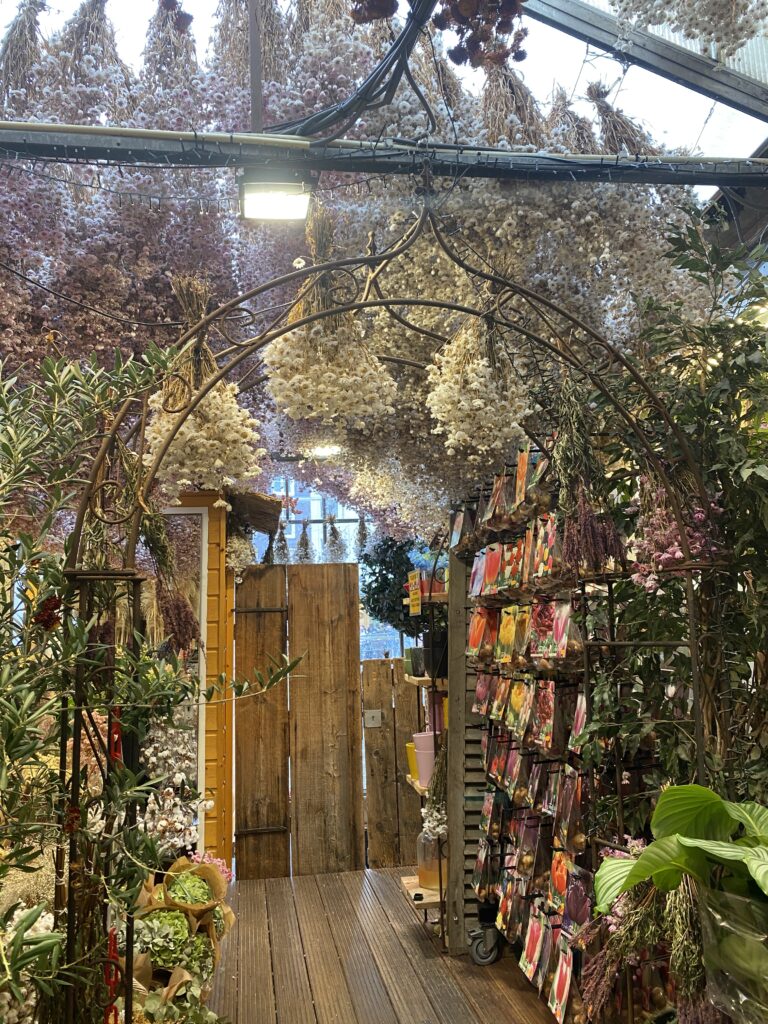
[426,317,530,464]
[611,0,768,58]
[144,381,265,504]
[265,321,398,431]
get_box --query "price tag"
[408,569,422,616]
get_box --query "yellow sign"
[408,570,422,616]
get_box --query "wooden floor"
[208,868,551,1024]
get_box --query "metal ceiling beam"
[524,0,768,122]
[1,123,768,186]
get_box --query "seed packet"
[496,867,517,934]
[505,675,535,740]
[522,524,534,586]
[528,680,556,750]
[467,607,499,658]
[520,904,546,980]
[472,672,493,715]
[490,674,512,721]
[507,875,530,941]
[516,822,540,879]
[534,918,554,994]
[563,865,593,938]
[471,839,490,898]
[503,743,523,798]
[568,692,588,752]
[542,765,561,818]
[488,730,511,785]
[479,787,496,836]
[553,600,572,659]
[529,601,557,659]
[532,513,558,580]
[514,604,532,655]
[547,939,574,1023]
[449,509,464,550]
[488,790,507,842]
[495,606,518,664]
[554,765,580,850]
[549,849,572,914]
[485,473,516,531]
[525,760,544,810]
[481,729,490,772]
[514,446,530,508]
[469,550,486,597]
[508,752,530,809]
[482,543,504,595]
[500,538,527,590]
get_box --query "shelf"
[406,774,429,796]
[399,874,442,908]
[403,674,448,691]
[402,592,449,606]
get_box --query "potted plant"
[593,785,768,1023]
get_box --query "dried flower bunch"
[266,207,397,432]
[611,0,768,58]
[426,316,530,464]
[432,0,528,67]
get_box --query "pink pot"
[413,730,440,752]
[415,747,437,788]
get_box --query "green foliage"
[594,785,768,912]
[360,536,427,637]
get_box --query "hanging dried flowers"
[295,519,315,563]
[274,519,290,563]
[144,276,265,505]
[323,514,348,562]
[610,0,768,59]
[226,531,255,583]
[426,315,530,465]
[432,0,528,67]
[552,373,624,574]
[265,206,397,432]
[354,515,369,559]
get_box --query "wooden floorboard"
[222,869,553,1024]
[264,877,318,1024]
[208,882,240,1021]
[338,871,440,1024]
[364,870,478,1024]
[237,880,277,1024]
[315,872,401,1024]
[291,876,358,1024]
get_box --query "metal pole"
[248,0,264,133]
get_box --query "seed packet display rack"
[445,450,688,1023]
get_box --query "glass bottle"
[417,830,447,890]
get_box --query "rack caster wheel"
[468,930,500,965]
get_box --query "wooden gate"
[361,659,423,868]
[234,564,365,879]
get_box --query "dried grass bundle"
[586,81,660,155]
[162,275,218,410]
[213,0,287,84]
[546,86,599,154]
[54,0,128,79]
[143,0,197,87]
[0,0,46,103]
[288,205,347,334]
[482,65,546,148]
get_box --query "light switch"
[364,709,382,728]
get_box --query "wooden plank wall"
[289,564,365,875]
[361,659,422,867]
[234,565,290,879]
[362,660,399,867]
[392,660,422,862]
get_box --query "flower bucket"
[698,886,768,1023]
[413,730,439,752]
[405,742,418,781]
[415,747,437,788]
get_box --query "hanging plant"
[354,515,369,559]
[295,519,315,563]
[144,276,265,505]
[432,0,528,68]
[426,314,530,465]
[323,514,347,562]
[265,206,398,431]
[274,520,290,564]
[552,373,624,574]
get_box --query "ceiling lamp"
[238,168,314,222]
[307,445,342,459]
